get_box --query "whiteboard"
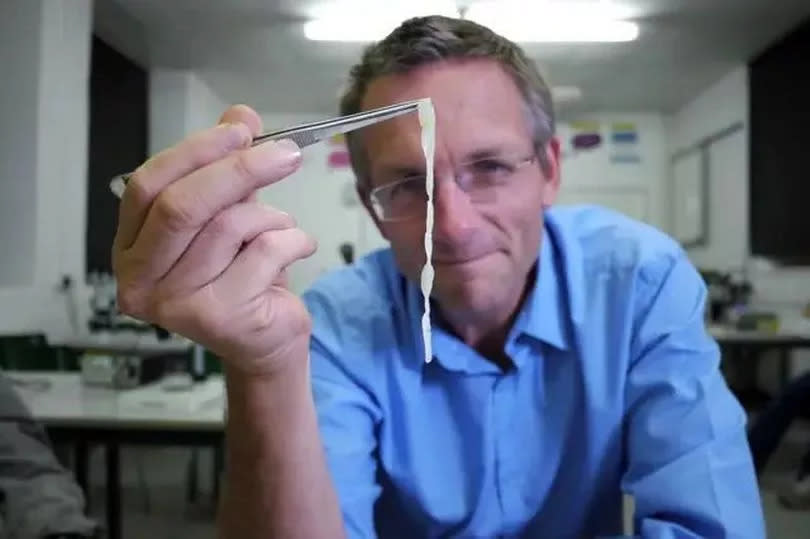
[671,151,705,246]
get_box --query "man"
[112,15,764,538]
[0,374,98,538]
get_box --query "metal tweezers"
[109,98,425,199]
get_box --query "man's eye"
[473,159,512,174]
[390,178,424,198]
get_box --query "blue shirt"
[303,205,764,538]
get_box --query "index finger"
[114,104,264,252]
[125,138,303,282]
[114,122,252,252]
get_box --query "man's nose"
[431,175,476,246]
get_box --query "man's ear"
[541,137,562,208]
[356,183,390,240]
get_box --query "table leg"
[779,348,790,389]
[106,442,122,539]
[213,441,224,504]
[186,448,199,504]
[74,441,89,509]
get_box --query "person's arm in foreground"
[622,250,765,538]
[112,105,344,539]
[0,375,98,538]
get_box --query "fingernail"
[242,138,302,178]
[272,139,302,165]
[251,139,301,168]
[278,210,297,226]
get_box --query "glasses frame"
[367,152,539,222]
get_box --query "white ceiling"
[96,0,810,117]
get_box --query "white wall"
[0,0,41,288]
[667,67,750,271]
[0,0,92,336]
[668,66,810,380]
[149,70,227,156]
[556,113,668,230]
[667,66,810,307]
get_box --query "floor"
[81,425,810,538]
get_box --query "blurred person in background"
[748,370,810,509]
[0,374,99,538]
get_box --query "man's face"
[359,59,560,315]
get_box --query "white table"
[48,333,193,356]
[6,371,226,539]
[708,324,810,344]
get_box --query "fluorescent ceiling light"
[309,0,457,20]
[475,18,638,43]
[305,18,411,42]
[304,1,639,43]
[465,1,636,22]
[552,85,583,103]
[465,1,638,43]
[304,0,457,42]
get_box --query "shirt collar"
[512,232,571,351]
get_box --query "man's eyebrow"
[463,145,514,161]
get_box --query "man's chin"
[432,276,493,314]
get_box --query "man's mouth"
[432,253,490,266]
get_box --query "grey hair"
[339,15,556,198]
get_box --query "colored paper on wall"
[609,121,640,163]
[328,149,351,169]
[572,133,602,150]
[570,120,601,132]
[610,122,639,144]
[569,120,602,151]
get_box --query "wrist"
[222,335,311,382]
[223,352,312,415]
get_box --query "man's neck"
[437,265,537,370]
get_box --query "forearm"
[217,354,345,539]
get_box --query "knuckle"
[254,231,277,255]
[208,208,242,240]
[151,299,175,328]
[117,286,144,318]
[232,149,260,184]
[125,167,154,207]
[188,297,227,341]
[154,190,197,231]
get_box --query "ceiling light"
[304,0,457,42]
[465,1,638,43]
[476,18,639,43]
[552,86,583,103]
[305,18,406,42]
[309,0,457,20]
[303,1,639,43]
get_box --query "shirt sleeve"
[621,251,766,538]
[305,291,383,539]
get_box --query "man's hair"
[339,15,556,197]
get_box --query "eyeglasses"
[368,152,538,222]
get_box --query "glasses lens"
[372,176,428,220]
